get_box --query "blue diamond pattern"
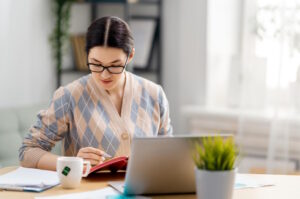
[33,118,43,129]
[78,90,94,123]
[101,127,120,156]
[64,126,78,152]
[97,101,110,124]
[146,95,155,118]
[152,122,157,136]
[101,134,110,151]
[140,88,148,110]
[37,138,52,151]
[130,100,139,123]
[140,88,156,118]
[134,125,146,137]
[54,97,66,120]
[19,145,26,161]
[65,126,81,153]
[158,88,165,118]
[79,75,89,87]
[82,127,99,148]
[106,144,115,157]
[53,89,75,120]
[44,122,58,141]
[24,133,33,140]
[63,88,76,110]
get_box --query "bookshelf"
[59,0,162,86]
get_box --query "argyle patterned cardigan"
[19,72,172,168]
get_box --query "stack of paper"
[0,167,60,192]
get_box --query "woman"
[19,16,172,171]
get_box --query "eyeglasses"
[87,55,129,74]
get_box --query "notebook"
[0,167,60,192]
[88,156,128,176]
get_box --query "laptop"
[109,134,232,195]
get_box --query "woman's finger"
[79,152,102,162]
[79,147,105,156]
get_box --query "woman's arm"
[19,87,71,169]
[36,147,107,171]
[158,86,173,136]
[37,152,59,171]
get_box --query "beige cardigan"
[19,72,172,168]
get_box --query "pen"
[102,152,112,159]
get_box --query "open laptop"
[109,134,232,195]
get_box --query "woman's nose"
[100,68,111,79]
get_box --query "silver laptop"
[109,135,231,195]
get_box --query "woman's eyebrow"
[91,58,101,63]
[110,59,122,63]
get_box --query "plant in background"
[193,136,238,171]
[49,0,74,88]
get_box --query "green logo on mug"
[62,166,71,176]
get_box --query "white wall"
[162,0,207,134]
[0,0,54,108]
[206,0,241,108]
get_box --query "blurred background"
[1,0,300,175]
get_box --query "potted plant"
[193,136,238,199]
[49,0,74,88]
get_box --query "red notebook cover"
[88,156,128,175]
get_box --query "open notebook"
[0,167,60,192]
[88,156,128,176]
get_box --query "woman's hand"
[77,147,106,166]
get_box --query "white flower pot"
[195,168,236,199]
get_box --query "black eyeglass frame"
[87,54,130,74]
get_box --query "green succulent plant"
[193,136,238,171]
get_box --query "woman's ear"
[128,48,135,63]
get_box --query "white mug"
[57,157,91,189]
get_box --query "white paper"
[235,174,275,189]
[0,167,59,187]
[35,187,119,199]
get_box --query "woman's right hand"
[77,147,106,166]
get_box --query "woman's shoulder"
[128,72,161,92]
[127,72,167,105]
[51,75,91,106]
[61,74,91,93]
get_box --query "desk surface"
[1,167,300,199]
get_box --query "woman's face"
[88,46,133,91]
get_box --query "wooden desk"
[1,167,300,199]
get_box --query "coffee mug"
[57,157,91,189]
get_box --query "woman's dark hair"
[86,16,134,55]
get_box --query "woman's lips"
[101,79,113,84]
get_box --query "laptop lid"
[121,135,232,195]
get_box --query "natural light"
[255,0,300,89]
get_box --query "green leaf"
[193,136,238,171]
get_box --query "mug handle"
[82,160,91,177]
